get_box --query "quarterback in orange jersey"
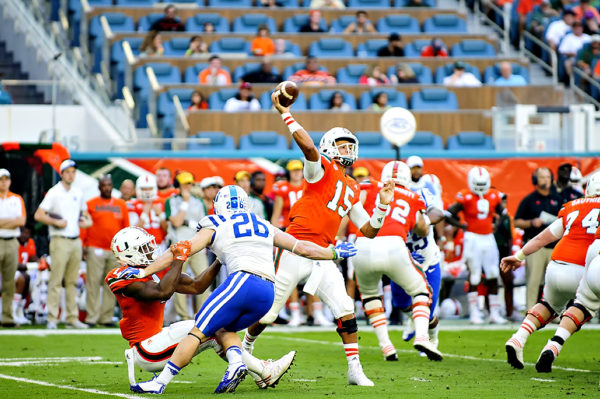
[270,159,304,229]
[128,175,168,248]
[242,91,395,387]
[353,161,443,362]
[107,227,297,390]
[501,172,600,372]
[446,166,506,325]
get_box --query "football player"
[128,175,167,251]
[107,226,295,391]
[122,185,358,394]
[502,172,600,371]
[446,167,506,324]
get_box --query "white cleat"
[347,359,374,386]
[125,348,136,386]
[251,350,297,389]
[413,337,443,361]
[469,310,484,325]
[402,317,416,342]
[505,336,524,369]
[287,314,306,327]
[489,311,507,325]
[313,313,334,327]
[130,377,165,394]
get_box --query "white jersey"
[199,212,275,279]
[409,174,442,199]
[407,186,442,270]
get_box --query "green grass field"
[0,324,599,398]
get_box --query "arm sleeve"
[348,201,370,229]
[304,157,324,183]
[548,218,564,238]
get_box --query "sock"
[242,349,265,375]
[344,343,359,362]
[553,326,571,346]
[428,317,439,343]
[383,285,392,319]
[467,292,478,312]
[368,313,393,350]
[289,302,301,318]
[514,318,537,344]
[243,331,257,352]
[12,294,22,319]
[412,296,431,340]
[156,361,180,385]
[312,301,324,319]
[226,346,243,365]
[489,294,502,315]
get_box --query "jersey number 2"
[232,213,269,238]
[327,181,354,217]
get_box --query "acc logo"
[379,107,416,147]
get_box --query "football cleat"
[402,318,416,342]
[469,309,484,325]
[214,362,248,394]
[489,311,507,325]
[287,313,306,327]
[505,337,524,369]
[536,342,559,373]
[125,348,136,386]
[347,359,374,386]
[413,337,443,361]
[313,313,334,327]
[382,344,398,361]
[130,377,165,394]
[251,351,297,389]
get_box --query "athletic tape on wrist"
[281,112,301,134]
[370,203,388,229]
[515,250,526,261]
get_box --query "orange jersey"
[157,188,178,203]
[552,197,600,265]
[286,155,360,247]
[18,238,36,264]
[85,197,130,250]
[456,188,503,235]
[105,266,169,346]
[361,179,426,240]
[127,199,166,244]
[272,180,303,228]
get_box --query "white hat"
[406,155,424,168]
[0,168,10,178]
[59,159,77,173]
[200,177,218,189]
[213,176,224,187]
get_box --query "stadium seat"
[387,63,433,84]
[291,132,325,151]
[308,38,354,58]
[136,13,165,32]
[359,89,407,110]
[233,63,280,82]
[483,63,530,84]
[354,132,391,152]
[282,63,328,80]
[209,38,251,55]
[115,0,158,5]
[283,15,328,33]
[163,38,191,56]
[208,89,238,109]
[239,131,289,152]
[356,39,387,57]
[451,40,496,57]
[185,13,230,33]
[423,15,467,33]
[410,88,458,110]
[376,15,420,34]
[0,90,13,105]
[207,0,253,7]
[336,64,367,84]
[402,131,444,152]
[259,91,308,110]
[330,16,357,33]
[404,39,436,57]
[435,62,481,84]
[133,63,181,93]
[309,90,356,110]
[111,37,144,91]
[188,131,236,151]
[278,40,302,57]
[394,0,436,5]
[276,0,299,6]
[446,131,494,150]
[232,14,278,34]
[157,88,195,120]
[348,0,390,7]
[90,13,135,41]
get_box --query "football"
[274,81,299,107]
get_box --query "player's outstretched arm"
[413,211,431,237]
[176,259,222,295]
[356,180,395,238]
[273,230,357,260]
[444,203,467,230]
[500,221,563,272]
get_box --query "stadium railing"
[473,0,510,55]
[519,30,557,87]
[571,67,600,109]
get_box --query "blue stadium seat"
[435,62,481,84]
[402,131,444,152]
[330,16,357,33]
[188,131,236,151]
[282,62,328,80]
[111,37,144,91]
[184,63,231,83]
[278,40,302,57]
[348,0,390,8]
[209,38,251,55]
[291,132,325,151]
[410,88,458,110]
[356,39,387,57]
[282,15,328,33]
[163,38,191,56]
[233,63,280,82]
[451,40,496,57]
[90,13,135,71]
[232,14,278,34]
[259,91,308,110]
[404,39,435,57]
[133,63,182,95]
[309,90,356,110]
[446,131,494,150]
[394,0,436,5]
[337,64,367,84]
[359,89,407,110]
[0,90,13,105]
[277,0,299,5]
[207,0,253,7]
[136,13,164,32]
[115,0,159,5]
[354,132,391,152]
[239,131,289,152]
[376,15,420,34]
[308,38,354,58]
[157,88,195,120]
[423,15,467,33]
[483,63,530,84]
[387,63,433,84]
[185,13,230,33]
[208,89,238,109]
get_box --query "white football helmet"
[381,161,411,188]
[136,174,157,201]
[468,166,490,196]
[319,127,358,167]
[585,172,600,197]
[111,227,157,267]
[214,185,249,215]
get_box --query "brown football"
[274,81,299,107]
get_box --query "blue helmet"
[214,185,249,215]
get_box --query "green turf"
[0,327,598,398]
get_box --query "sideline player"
[106,226,295,390]
[242,92,394,387]
[353,161,442,361]
[502,173,600,371]
[124,186,358,394]
[128,175,168,251]
[446,167,506,324]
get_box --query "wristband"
[179,202,189,212]
[515,250,526,261]
[369,202,389,229]
[331,247,338,260]
[281,112,301,135]
[138,269,146,279]
[291,240,299,254]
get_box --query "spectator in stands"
[553,163,584,204]
[370,91,391,112]
[34,160,91,329]
[558,21,591,78]
[185,36,208,57]
[119,179,135,201]
[0,168,26,327]
[203,22,215,33]
[261,0,285,7]
[273,39,296,58]
[251,24,275,57]
[241,59,283,83]
[390,63,419,84]
[573,0,600,24]
[493,62,527,86]
[377,33,405,57]
[420,38,448,57]
[443,61,482,87]
[149,4,185,32]
[224,82,261,112]
[516,0,543,35]
[577,35,600,75]
[187,90,209,111]
[300,10,326,33]
[329,91,351,112]
[405,0,431,6]
[344,10,377,34]
[289,56,336,85]
[359,65,390,86]
[593,60,600,78]
[200,177,222,214]
[310,0,346,8]
[583,11,599,35]
[140,31,164,57]
[545,10,575,51]
[84,175,128,328]
[198,55,232,85]
[526,0,559,40]
[249,171,273,220]
[156,167,177,201]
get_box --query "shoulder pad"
[199,214,227,232]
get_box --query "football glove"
[333,242,358,260]
[171,240,192,261]
[117,267,146,280]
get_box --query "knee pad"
[336,317,358,335]
[363,297,384,317]
[562,302,593,331]
[411,294,431,309]
[527,303,556,329]
[469,273,481,287]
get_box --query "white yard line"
[531,378,555,382]
[291,379,317,382]
[410,377,432,382]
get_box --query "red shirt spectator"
[289,56,336,85]
[517,0,542,16]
